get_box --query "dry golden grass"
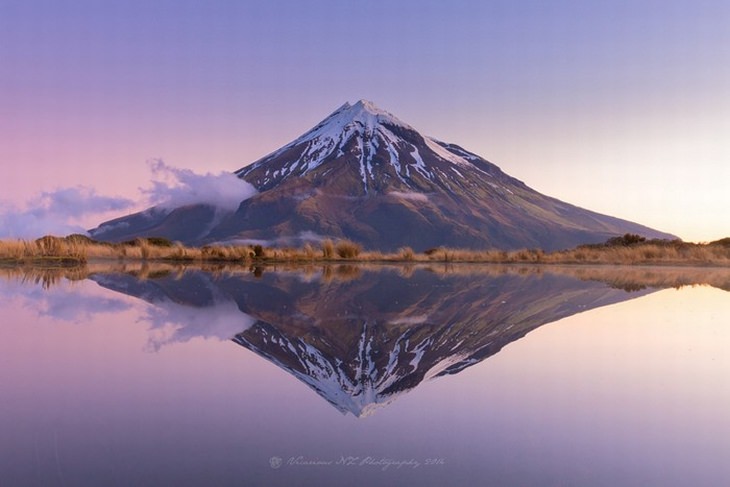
[0,236,88,264]
[2,234,730,267]
[321,239,335,259]
[335,239,362,259]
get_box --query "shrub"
[572,249,587,261]
[146,237,173,247]
[201,245,227,260]
[170,243,192,261]
[64,234,97,245]
[135,238,151,260]
[302,243,316,259]
[322,239,335,259]
[398,246,415,261]
[606,233,647,247]
[35,236,63,256]
[335,240,361,259]
[710,237,730,248]
[253,244,264,258]
[642,247,659,259]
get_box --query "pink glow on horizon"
[1,1,728,242]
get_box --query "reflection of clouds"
[41,290,132,322]
[0,279,133,323]
[91,271,258,350]
[0,278,254,352]
[0,186,135,239]
[141,299,255,351]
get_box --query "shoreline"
[3,260,730,293]
[1,235,730,268]
[2,256,730,271]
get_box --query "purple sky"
[1,0,728,241]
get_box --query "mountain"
[89,265,656,417]
[90,100,675,251]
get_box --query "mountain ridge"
[90,99,675,251]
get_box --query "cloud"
[0,160,258,239]
[0,187,135,239]
[141,159,257,212]
[0,271,254,352]
[388,191,429,202]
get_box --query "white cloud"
[388,191,429,202]
[141,159,257,212]
[0,160,258,239]
[0,186,135,239]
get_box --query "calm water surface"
[1,265,729,486]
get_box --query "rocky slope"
[90,100,675,250]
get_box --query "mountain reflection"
[4,263,729,416]
[90,264,662,417]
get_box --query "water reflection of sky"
[0,271,729,486]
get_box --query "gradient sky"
[1,0,728,241]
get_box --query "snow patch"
[423,137,470,166]
[409,147,434,180]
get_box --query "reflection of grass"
[0,263,90,289]
[1,234,730,266]
[3,261,730,292]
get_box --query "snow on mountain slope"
[235,99,484,194]
[90,99,676,250]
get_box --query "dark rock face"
[90,100,675,250]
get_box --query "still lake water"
[1,264,729,486]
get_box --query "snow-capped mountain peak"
[90,100,677,251]
[296,99,414,149]
[235,99,480,193]
[334,99,411,131]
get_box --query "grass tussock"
[335,240,362,259]
[321,239,335,259]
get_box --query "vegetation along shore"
[1,233,730,267]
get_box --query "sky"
[1,0,728,242]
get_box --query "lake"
[1,263,729,486]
